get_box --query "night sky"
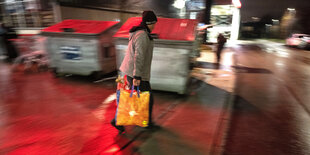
[240,0,310,21]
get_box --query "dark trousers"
[216,45,224,63]
[112,76,154,126]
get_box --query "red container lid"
[41,19,119,34]
[114,17,198,41]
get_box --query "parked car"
[286,34,310,49]
[299,35,310,49]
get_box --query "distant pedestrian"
[0,23,5,56]
[216,33,226,64]
[111,10,159,133]
[0,23,18,62]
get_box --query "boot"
[110,119,125,134]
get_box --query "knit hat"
[142,10,157,25]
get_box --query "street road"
[224,44,310,155]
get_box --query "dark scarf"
[129,22,153,40]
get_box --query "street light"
[173,0,185,9]
[272,19,279,25]
[251,17,260,22]
[287,8,295,11]
[232,0,242,8]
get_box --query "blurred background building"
[0,0,54,27]
[239,0,310,40]
[0,0,242,43]
[0,0,308,41]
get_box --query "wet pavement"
[224,43,310,155]
[0,47,236,155]
[4,40,309,155]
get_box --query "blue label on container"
[60,46,81,60]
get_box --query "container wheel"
[91,71,102,81]
[52,68,60,78]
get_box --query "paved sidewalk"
[111,47,237,155]
[0,46,236,155]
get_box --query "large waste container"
[41,19,119,77]
[114,17,198,94]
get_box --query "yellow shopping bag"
[116,86,150,127]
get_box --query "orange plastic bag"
[116,86,150,127]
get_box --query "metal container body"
[116,39,193,94]
[114,17,198,94]
[46,35,116,75]
[42,20,119,76]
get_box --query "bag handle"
[130,84,140,98]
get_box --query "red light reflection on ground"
[103,145,120,153]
